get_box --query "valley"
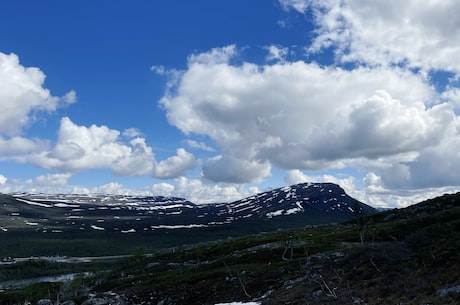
[0,184,459,304]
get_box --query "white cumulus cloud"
[0,52,75,136]
[122,128,143,138]
[35,173,72,186]
[153,148,196,179]
[30,117,156,176]
[1,115,196,180]
[0,174,7,185]
[291,0,460,73]
[151,177,260,204]
[384,117,460,189]
[186,140,215,152]
[279,0,311,13]
[160,46,453,184]
[0,136,49,161]
[202,156,271,184]
[265,45,289,62]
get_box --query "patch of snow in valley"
[285,207,302,215]
[208,221,231,225]
[53,203,80,208]
[90,225,105,231]
[295,201,304,210]
[15,198,52,208]
[281,186,290,192]
[262,195,277,203]
[150,224,208,229]
[232,205,255,214]
[266,209,284,218]
[232,200,251,209]
[121,229,136,233]
[0,272,92,290]
[215,302,260,305]
[165,211,182,215]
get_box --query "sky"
[1,0,460,208]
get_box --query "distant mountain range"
[0,183,376,234]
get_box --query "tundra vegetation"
[0,192,459,304]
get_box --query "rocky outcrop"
[436,285,460,298]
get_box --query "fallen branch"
[369,256,382,273]
[238,271,251,298]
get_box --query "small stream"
[0,272,91,290]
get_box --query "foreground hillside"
[1,191,459,304]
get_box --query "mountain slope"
[224,182,375,220]
[0,183,376,257]
[0,183,375,233]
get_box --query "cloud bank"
[28,117,195,179]
[282,0,460,72]
[0,52,75,136]
[2,1,460,208]
[0,51,195,182]
[160,46,457,189]
[156,0,460,205]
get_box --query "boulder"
[436,285,460,297]
[81,298,107,305]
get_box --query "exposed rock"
[36,299,53,305]
[283,277,304,288]
[436,285,460,297]
[80,292,126,305]
[81,297,107,305]
[312,290,323,298]
[106,294,126,305]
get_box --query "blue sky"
[1,0,460,207]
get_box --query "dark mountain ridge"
[225,182,375,219]
[0,183,375,234]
